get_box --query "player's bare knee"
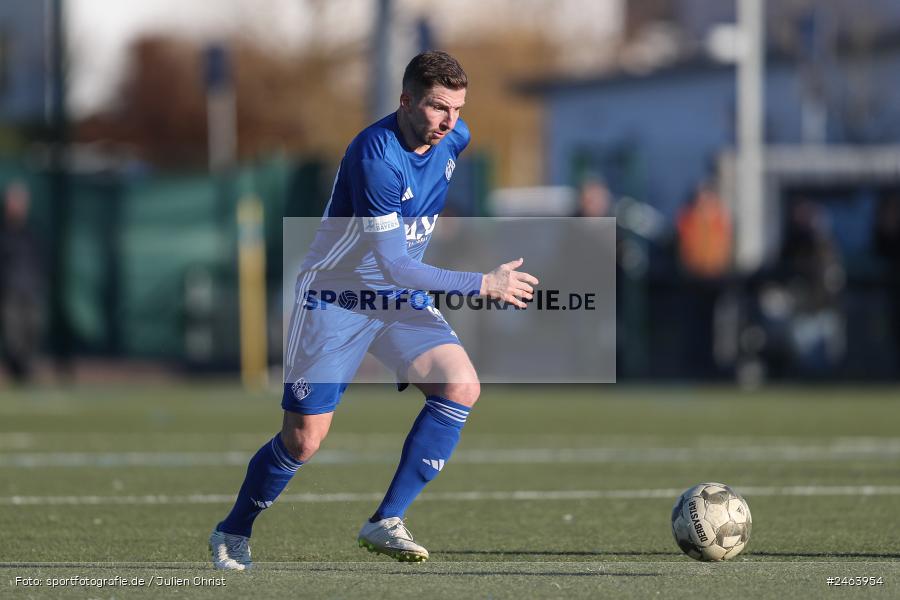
[280,429,324,462]
[442,380,480,407]
[281,411,333,462]
[296,435,321,462]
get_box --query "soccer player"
[210,51,537,569]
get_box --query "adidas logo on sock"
[251,498,274,509]
[422,458,445,471]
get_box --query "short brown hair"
[402,51,467,97]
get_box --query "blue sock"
[374,396,470,520]
[218,433,303,537]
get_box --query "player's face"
[402,85,466,147]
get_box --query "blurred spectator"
[0,181,45,383]
[781,201,845,310]
[778,200,845,372]
[564,177,617,376]
[674,182,732,377]
[574,177,612,218]
[676,182,732,279]
[874,194,900,372]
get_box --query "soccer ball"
[671,482,752,561]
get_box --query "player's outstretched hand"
[480,258,539,309]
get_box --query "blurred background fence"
[2,0,900,385]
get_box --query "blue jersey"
[298,113,480,297]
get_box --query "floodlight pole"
[736,0,765,272]
[205,45,237,172]
[48,0,73,368]
[371,0,395,121]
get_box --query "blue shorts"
[282,286,460,415]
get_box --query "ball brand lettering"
[688,500,708,542]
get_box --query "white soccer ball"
[671,482,752,561]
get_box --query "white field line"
[3,486,900,506]
[3,432,900,449]
[3,561,900,567]
[5,433,900,446]
[3,441,900,468]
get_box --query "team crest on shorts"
[291,378,311,400]
[445,158,455,181]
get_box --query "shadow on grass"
[438,550,676,558]
[749,551,900,560]
[302,566,660,577]
[0,562,660,577]
[441,549,900,561]
[0,563,208,571]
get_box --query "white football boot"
[209,529,252,571]
[357,517,429,562]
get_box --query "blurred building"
[521,1,900,381]
[525,1,900,215]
